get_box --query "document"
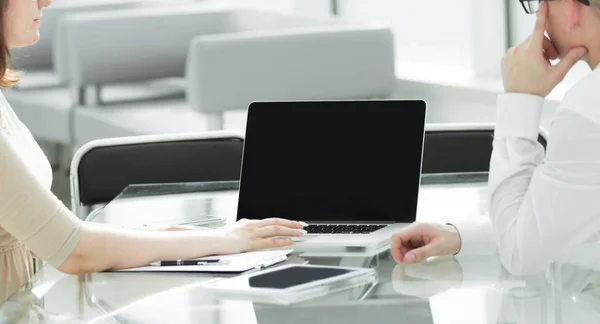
[115,249,293,273]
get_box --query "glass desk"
[86,181,240,228]
[87,174,491,230]
[4,176,599,323]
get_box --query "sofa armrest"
[186,24,396,114]
[53,6,230,85]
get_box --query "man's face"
[545,0,585,59]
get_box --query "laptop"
[236,100,426,248]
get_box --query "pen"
[149,259,227,266]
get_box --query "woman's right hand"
[215,218,307,254]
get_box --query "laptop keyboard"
[304,224,387,234]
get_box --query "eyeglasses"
[519,0,591,14]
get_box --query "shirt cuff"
[448,217,497,257]
[495,93,545,140]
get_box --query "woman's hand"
[61,219,307,274]
[215,218,307,254]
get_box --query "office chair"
[69,131,244,219]
[421,123,549,183]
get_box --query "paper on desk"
[115,249,293,273]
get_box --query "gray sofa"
[7,5,396,169]
[4,0,191,168]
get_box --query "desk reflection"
[5,245,600,324]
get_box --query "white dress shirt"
[451,67,600,275]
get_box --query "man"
[391,0,600,275]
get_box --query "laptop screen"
[237,100,426,223]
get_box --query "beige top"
[0,90,81,304]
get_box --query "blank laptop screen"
[236,100,426,223]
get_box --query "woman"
[0,0,306,300]
[391,0,600,275]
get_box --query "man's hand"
[391,222,461,264]
[502,1,587,97]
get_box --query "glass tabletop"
[6,245,600,324]
[87,174,491,229]
[86,180,240,228]
[10,176,599,323]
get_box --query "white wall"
[339,0,474,71]
[338,0,506,79]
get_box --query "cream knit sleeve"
[0,133,81,268]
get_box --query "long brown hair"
[0,0,19,88]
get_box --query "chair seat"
[4,87,72,143]
[73,98,247,145]
[13,70,63,89]
[4,79,187,144]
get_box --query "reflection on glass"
[90,181,240,228]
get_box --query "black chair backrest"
[422,130,547,174]
[77,137,244,206]
[77,130,547,205]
